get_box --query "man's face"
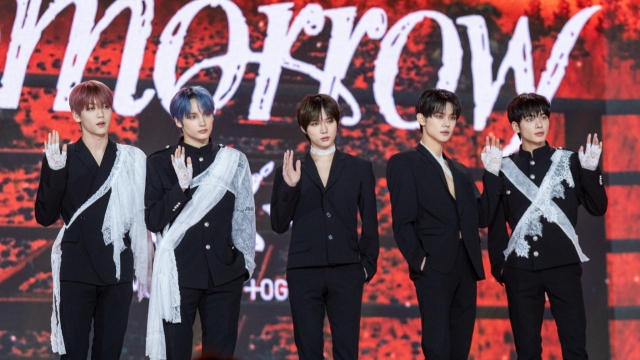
[73,101,113,136]
[174,98,214,143]
[302,107,337,150]
[512,112,549,146]
[418,102,457,144]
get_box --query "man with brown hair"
[270,94,379,359]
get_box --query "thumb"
[578,145,584,154]
[62,144,67,153]
[186,156,192,165]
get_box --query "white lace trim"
[310,144,336,155]
[502,150,587,261]
[146,147,256,360]
[50,144,150,355]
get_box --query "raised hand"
[481,135,503,175]
[44,130,67,170]
[282,150,301,187]
[171,146,193,190]
[578,133,602,171]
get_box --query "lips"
[96,121,106,127]
[535,131,545,136]
[198,129,208,134]
[440,131,450,136]
[321,136,330,142]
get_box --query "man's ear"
[417,113,427,127]
[72,111,82,124]
[174,117,183,129]
[511,121,520,134]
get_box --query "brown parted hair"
[69,80,114,116]
[296,94,340,142]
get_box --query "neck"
[183,135,210,148]
[81,131,109,153]
[520,138,546,156]
[421,134,444,158]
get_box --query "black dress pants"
[286,264,365,360]
[163,274,244,360]
[59,280,133,360]
[412,242,477,360]
[503,263,587,360]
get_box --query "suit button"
[506,190,511,195]
[205,245,211,250]
[529,174,535,180]
[533,251,539,257]
[326,212,331,218]
[328,235,333,240]
[231,246,235,250]
[530,160,535,166]
[533,236,538,241]
[204,222,209,227]
[199,157,204,162]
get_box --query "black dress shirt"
[488,143,608,282]
[270,150,379,281]
[35,138,134,285]
[145,138,248,288]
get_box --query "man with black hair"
[488,93,608,359]
[386,88,503,359]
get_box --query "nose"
[198,115,206,127]
[320,121,328,133]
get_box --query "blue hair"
[169,86,216,122]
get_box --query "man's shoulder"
[389,149,419,163]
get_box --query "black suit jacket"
[35,139,134,285]
[488,144,608,283]
[386,145,503,279]
[270,150,379,281]
[145,140,248,289]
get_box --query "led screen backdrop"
[0,0,639,358]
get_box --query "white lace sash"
[501,150,588,262]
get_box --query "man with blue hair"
[144,86,256,360]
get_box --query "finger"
[497,138,502,151]
[62,144,67,153]
[295,159,301,173]
[186,156,192,165]
[593,133,600,147]
[47,132,51,148]
[55,130,59,147]
[485,136,490,150]
[283,151,289,171]
[586,133,592,146]
[171,154,175,164]
[579,145,584,154]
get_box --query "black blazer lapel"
[324,150,345,191]
[88,140,118,197]
[75,138,99,177]
[446,156,466,217]
[416,145,448,191]
[301,152,324,190]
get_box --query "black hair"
[507,93,550,125]
[415,89,461,133]
[296,94,340,142]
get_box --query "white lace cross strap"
[51,144,150,355]
[146,147,256,360]
[501,150,589,262]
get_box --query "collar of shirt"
[420,141,453,178]
[518,141,552,159]
[178,137,216,176]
